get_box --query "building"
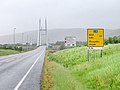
[65,36,76,47]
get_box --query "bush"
[105,36,120,44]
[59,45,65,50]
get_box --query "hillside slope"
[0,28,120,44]
[47,44,120,90]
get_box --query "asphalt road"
[0,46,46,90]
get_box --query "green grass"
[72,53,120,90]
[50,62,88,90]
[49,47,88,67]
[48,44,120,90]
[0,49,20,56]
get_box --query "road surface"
[0,46,46,90]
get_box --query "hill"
[0,28,120,44]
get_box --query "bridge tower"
[37,18,47,47]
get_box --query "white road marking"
[14,50,45,90]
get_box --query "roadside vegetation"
[0,44,24,56]
[42,43,120,90]
[0,49,21,56]
[41,52,53,90]
[0,44,38,56]
[0,44,37,52]
[0,44,23,51]
[105,35,120,45]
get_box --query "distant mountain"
[0,28,120,44]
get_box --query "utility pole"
[27,35,29,51]
[30,37,31,44]
[45,18,48,47]
[22,33,24,50]
[13,28,16,45]
[22,33,24,44]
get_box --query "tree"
[105,39,109,45]
[113,36,119,43]
[108,37,114,44]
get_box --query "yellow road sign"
[87,28,104,47]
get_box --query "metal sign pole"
[88,48,90,62]
[101,50,103,57]
[94,50,96,62]
[101,49,103,60]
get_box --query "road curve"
[0,46,46,90]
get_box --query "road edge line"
[14,50,44,90]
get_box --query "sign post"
[101,49,103,58]
[94,50,96,62]
[88,48,90,62]
[87,28,104,62]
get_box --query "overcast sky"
[0,0,120,35]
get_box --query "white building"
[65,36,76,47]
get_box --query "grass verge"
[42,51,88,90]
[50,61,88,90]
[0,49,21,56]
[41,52,53,90]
